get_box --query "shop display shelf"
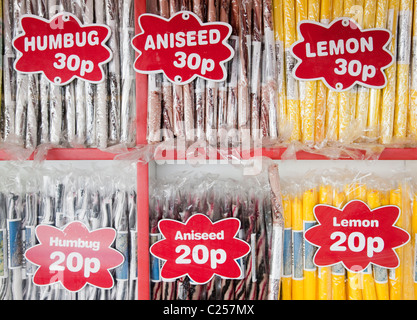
[3,0,417,301]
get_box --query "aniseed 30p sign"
[132,11,234,85]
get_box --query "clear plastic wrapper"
[237,0,251,142]
[1,0,136,152]
[366,0,388,141]
[409,1,417,141]
[0,1,4,139]
[106,0,121,146]
[217,0,231,143]
[38,0,50,145]
[250,0,262,140]
[147,74,162,144]
[226,0,239,145]
[0,162,137,300]
[13,0,28,148]
[283,0,300,142]
[264,0,278,140]
[3,0,15,143]
[72,0,86,146]
[393,0,412,143]
[380,0,399,145]
[313,0,330,146]
[267,164,284,299]
[300,0,319,146]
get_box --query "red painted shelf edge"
[261,147,417,160]
[378,148,417,160]
[0,148,137,161]
[0,146,414,161]
[152,147,417,161]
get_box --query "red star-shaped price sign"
[291,18,393,92]
[132,11,234,85]
[13,13,112,85]
[304,200,410,272]
[150,214,250,284]
[25,221,124,292]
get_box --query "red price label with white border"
[132,11,234,85]
[291,18,394,92]
[25,221,124,292]
[13,13,112,85]
[150,214,250,284]
[304,200,410,272]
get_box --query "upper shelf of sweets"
[2,0,417,161]
[142,0,417,160]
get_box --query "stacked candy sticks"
[0,162,137,300]
[146,0,280,146]
[276,0,417,148]
[280,168,416,300]
[1,0,137,150]
[149,172,275,300]
[146,0,417,150]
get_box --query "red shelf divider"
[135,0,150,300]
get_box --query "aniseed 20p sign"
[150,214,250,284]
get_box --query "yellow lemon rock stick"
[284,0,301,141]
[367,0,389,139]
[292,193,304,299]
[303,187,318,299]
[331,186,347,300]
[379,0,399,144]
[408,0,417,140]
[317,184,333,300]
[281,192,293,300]
[315,0,331,145]
[412,191,417,298]
[356,0,377,140]
[300,0,320,145]
[345,183,364,300]
[389,186,403,299]
[338,0,358,143]
[296,0,308,143]
[273,0,288,137]
[325,0,343,143]
[359,188,379,300]
[355,183,377,300]
[393,0,412,142]
[401,183,414,300]
[367,189,390,300]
